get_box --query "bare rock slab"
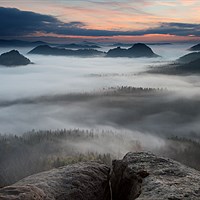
[0,162,110,200]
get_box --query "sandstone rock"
[111,152,200,200]
[0,162,110,200]
[1,152,200,200]
[0,185,46,200]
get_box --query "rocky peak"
[107,43,159,58]
[0,50,31,66]
[127,43,158,57]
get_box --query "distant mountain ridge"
[0,39,103,49]
[0,39,49,47]
[58,43,100,49]
[176,58,200,72]
[28,45,105,57]
[112,42,171,47]
[29,43,160,58]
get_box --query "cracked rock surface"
[0,161,110,200]
[113,152,200,200]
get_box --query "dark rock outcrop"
[0,50,31,66]
[111,152,200,200]
[28,45,105,57]
[0,162,110,200]
[107,43,159,58]
[127,43,159,57]
[188,43,200,51]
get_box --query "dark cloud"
[1,7,200,37]
[134,23,200,36]
[0,7,85,37]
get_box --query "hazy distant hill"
[176,58,200,72]
[111,43,133,47]
[149,55,200,75]
[177,52,200,63]
[81,41,98,45]
[147,42,172,45]
[107,43,160,58]
[28,45,105,57]
[188,43,200,51]
[112,42,171,47]
[147,50,200,74]
[29,43,160,58]
[58,43,100,49]
[0,39,49,47]
[0,50,31,66]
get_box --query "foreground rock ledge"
[0,152,200,200]
[0,162,110,200]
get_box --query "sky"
[1,0,200,43]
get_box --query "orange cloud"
[0,0,189,31]
[179,0,198,6]
[32,32,200,43]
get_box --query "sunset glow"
[1,0,200,42]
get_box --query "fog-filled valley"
[0,44,200,133]
[0,43,200,187]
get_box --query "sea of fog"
[0,43,200,135]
